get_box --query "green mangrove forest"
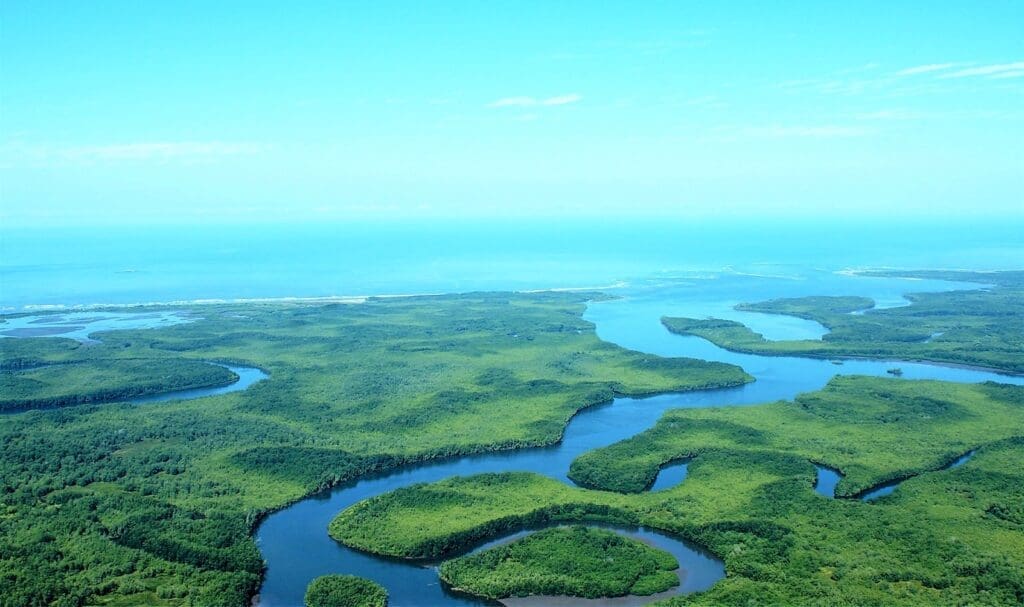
[0,291,748,606]
[1,271,1022,606]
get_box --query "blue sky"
[1,1,1022,226]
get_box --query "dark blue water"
[811,446,979,502]
[946,451,977,470]
[813,466,843,498]
[858,480,901,501]
[650,460,690,492]
[0,362,267,415]
[254,389,739,607]
[254,275,1022,607]
[857,450,976,502]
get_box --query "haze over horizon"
[2,1,1022,227]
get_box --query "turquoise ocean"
[1,218,1021,311]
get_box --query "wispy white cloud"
[777,59,1023,99]
[743,125,872,138]
[990,70,1024,79]
[854,109,923,121]
[489,96,536,107]
[939,61,1024,78]
[488,93,582,108]
[776,77,879,96]
[894,63,961,76]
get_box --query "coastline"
[4,264,1010,314]
[2,282,631,315]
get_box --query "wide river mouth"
[253,274,1023,607]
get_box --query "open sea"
[1,218,1021,311]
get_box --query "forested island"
[439,526,680,600]
[304,575,386,607]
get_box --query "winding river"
[130,364,268,405]
[0,363,267,415]
[1,309,267,411]
[253,276,1024,607]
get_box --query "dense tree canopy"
[0,292,747,606]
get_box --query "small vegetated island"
[439,526,679,600]
[304,574,387,607]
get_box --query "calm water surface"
[3,220,1021,312]
[813,466,843,498]
[649,460,690,492]
[856,450,977,502]
[131,365,268,405]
